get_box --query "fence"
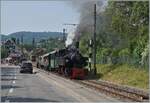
[96,55,149,69]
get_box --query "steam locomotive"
[37,41,88,79]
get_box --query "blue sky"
[1,1,80,35]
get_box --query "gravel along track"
[77,80,149,102]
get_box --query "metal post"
[32,38,35,57]
[63,28,65,41]
[32,37,35,48]
[93,4,97,75]
[21,34,23,55]
[63,28,65,47]
[89,39,92,72]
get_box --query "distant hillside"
[1,34,9,41]
[1,31,63,44]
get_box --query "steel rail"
[77,80,149,102]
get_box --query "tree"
[1,46,9,59]
[11,37,16,44]
[78,1,149,67]
[22,44,34,52]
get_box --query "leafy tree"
[79,1,149,67]
[22,44,35,52]
[11,37,16,44]
[1,46,9,59]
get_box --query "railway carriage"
[48,50,57,71]
[37,53,49,70]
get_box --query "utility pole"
[63,28,66,47]
[32,37,35,48]
[63,28,65,41]
[32,38,35,56]
[21,34,23,56]
[93,4,97,75]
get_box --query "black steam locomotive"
[37,42,88,79]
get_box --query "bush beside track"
[96,64,149,90]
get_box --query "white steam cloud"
[65,29,76,47]
[65,0,108,47]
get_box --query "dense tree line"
[1,31,63,44]
[79,1,149,68]
[36,37,65,53]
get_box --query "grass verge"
[95,64,149,90]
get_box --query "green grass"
[95,64,149,90]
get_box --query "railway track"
[77,80,149,102]
[34,67,149,102]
